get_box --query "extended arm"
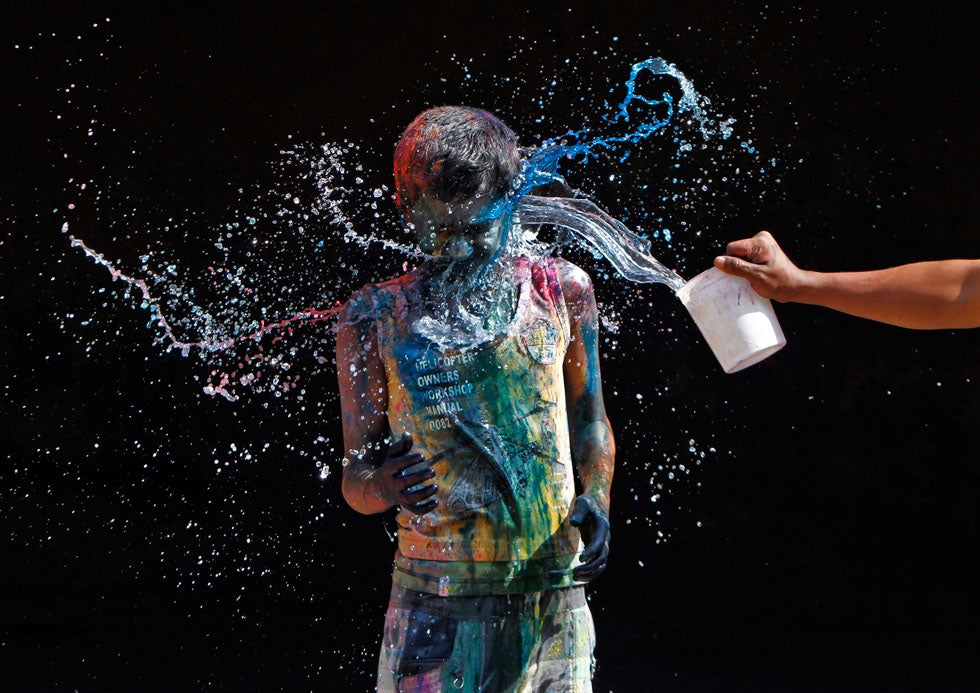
[559,259,615,581]
[715,231,980,330]
[336,298,437,515]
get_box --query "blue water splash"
[476,58,730,287]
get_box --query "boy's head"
[394,106,520,256]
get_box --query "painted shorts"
[377,584,596,693]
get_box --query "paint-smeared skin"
[337,294,439,517]
[558,258,615,515]
[558,258,615,581]
[337,255,615,585]
[336,295,392,514]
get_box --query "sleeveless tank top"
[357,257,582,595]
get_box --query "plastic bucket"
[675,268,786,373]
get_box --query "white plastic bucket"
[676,268,786,373]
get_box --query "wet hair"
[393,106,521,219]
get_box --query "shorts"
[377,583,596,692]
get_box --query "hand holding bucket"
[676,268,786,373]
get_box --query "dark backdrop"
[3,2,978,691]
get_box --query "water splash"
[69,57,739,397]
[517,196,684,289]
[403,58,728,351]
[467,58,731,290]
[69,233,343,400]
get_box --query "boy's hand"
[570,494,610,582]
[370,432,438,515]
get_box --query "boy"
[336,106,614,692]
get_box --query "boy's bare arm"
[559,259,615,581]
[559,259,615,509]
[335,300,437,515]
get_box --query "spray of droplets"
[68,56,758,397]
[29,21,783,635]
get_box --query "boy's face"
[409,194,503,261]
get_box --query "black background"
[2,2,979,691]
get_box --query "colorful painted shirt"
[354,257,582,595]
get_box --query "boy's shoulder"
[551,257,593,297]
[352,272,414,299]
[342,273,414,323]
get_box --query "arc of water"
[517,196,684,289]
